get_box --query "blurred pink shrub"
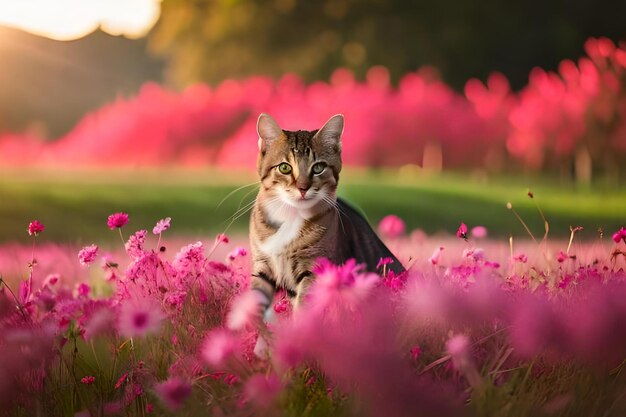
[1,37,624,174]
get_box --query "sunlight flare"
[0,0,161,40]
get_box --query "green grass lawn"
[0,168,623,244]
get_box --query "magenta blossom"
[152,217,171,235]
[154,378,192,411]
[243,374,282,409]
[43,274,59,287]
[226,291,266,330]
[107,212,129,229]
[612,227,626,243]
[456,222,468,240]
[173,242,206,276]
[28,220,45,236]
[76,282,90,297]
[201,329,240,366]
[556,251,568,263]
[118,299,165,338]
[125,230,147,259]
[471,225,488,239]
[227,247,248,261]
[81,376,95,385]
[378,215,406,239]
[410,345,422,360]
[215,233,229,244]
[376,257,394,269]
[78,244,99,266]
[429,246,444,265]
[513,253,528,263]
[308,258,379,312]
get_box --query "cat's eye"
[311,163,326,175]
[277,163,292,175]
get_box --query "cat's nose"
[298,187,309,198]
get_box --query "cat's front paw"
[253,334,270,359]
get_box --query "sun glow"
[0,0,161,41]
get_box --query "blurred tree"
[150,0,626,90]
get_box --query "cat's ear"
[315,114,344,149]
[257,113,283,150]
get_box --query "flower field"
[2,212,626,417]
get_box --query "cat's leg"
[250,268,276,358]
[250,270,276,314]
[293,271,314,310]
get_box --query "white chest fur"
[258,203,304,256]
[257,200,309,286]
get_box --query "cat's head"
[256,113,343,210]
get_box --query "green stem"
[118,228,126,248]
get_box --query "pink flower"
[224,374,239,385]
[226,291,266,330]
[308,258,379,311]
[118,299,165,338]
[446,334,482,390]
[125,230,147,259]
[201,329,240,366]
[456,222,468,240]
[382,270,407,293]
[378,215,405,238]
[376,257,394,269]
[173,242,206,276]
[43,274,59,287]
[154,378,192,411]
[273,297,291,315]
[463,248,484,262]
[84,308,115,340]
[509,296,560,358]
[152,217,171,235]
[471,226,488,239]
[447,334,469,357]
[227,247,248,261]
[215,233,229,244]
[410,345,422,360]
[81,375,95,385]
[107,212,129,229]
[28,220,45,236]
[78,244,98,266]
[513,253,528,263]
[556,251,568,263]
[429,246,444,265]
[243,374,282,408]
[612,227,626,243]
[76,282,90,297]
[146,403,154,413]
[114,372,128,389]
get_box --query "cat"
[249,113,405,311]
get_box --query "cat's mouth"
[278,189,324,210]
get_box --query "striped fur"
[249,113,405,308]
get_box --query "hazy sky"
[0,0,161,40]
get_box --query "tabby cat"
[249,113,405,311]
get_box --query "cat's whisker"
[237,187,260,211]
[216,181,261,209]
[326,195,351,225]
[222,199,257,227]
[322,195,346,235]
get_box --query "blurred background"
[0,0,625,244]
